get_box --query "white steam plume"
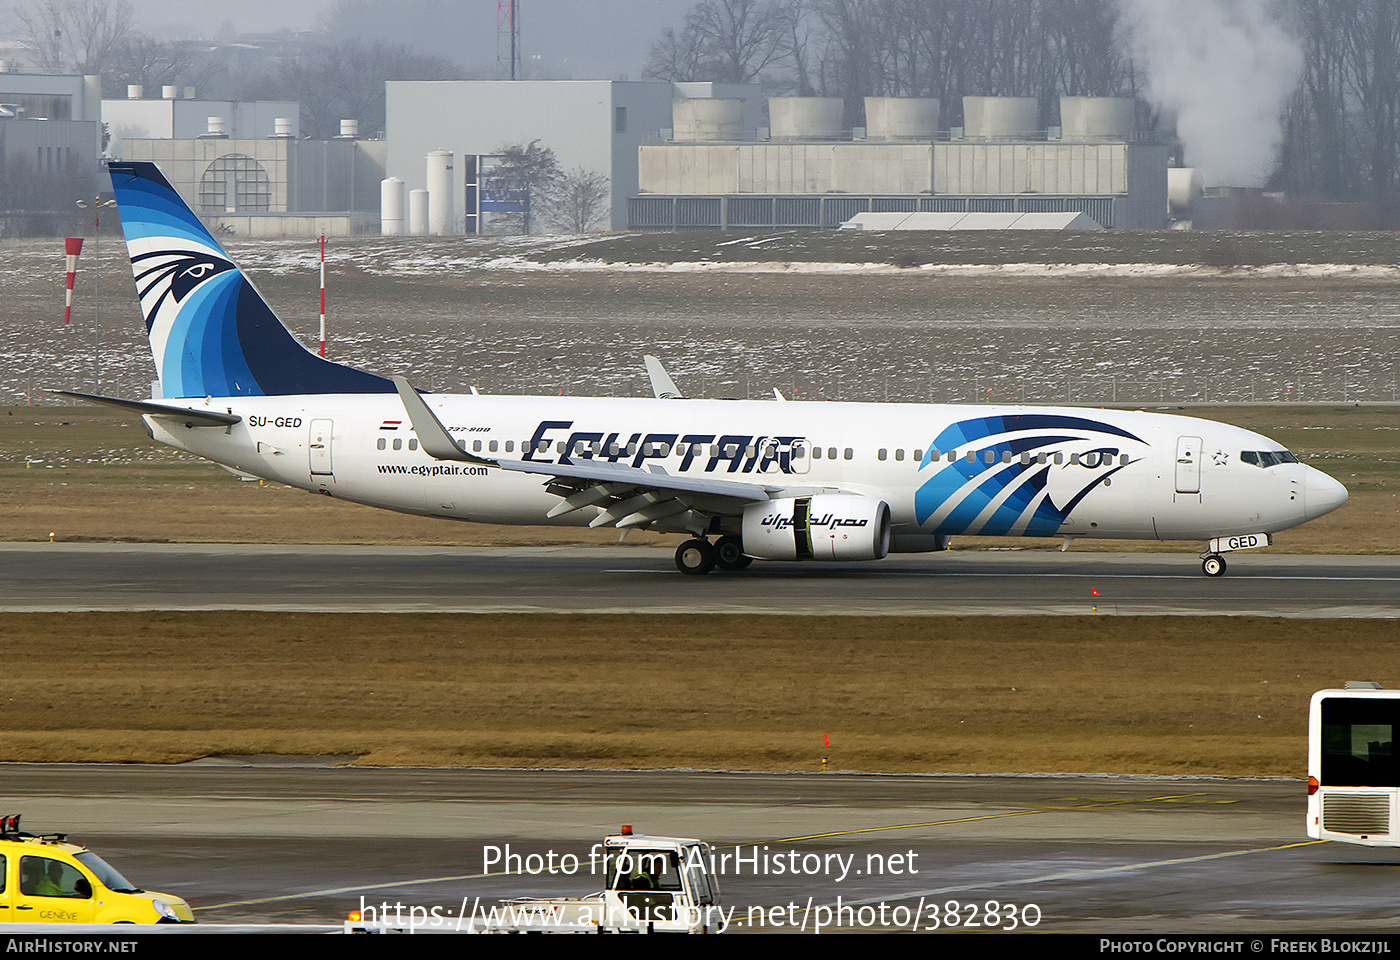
[1118,0,1303,187]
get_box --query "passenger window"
[473,440,482,452]
[828,447,837,460]
[392,438,402,451]
[505,441,514,453]
[812,447,822,460]
[1119,454,1129,466]
[0,853,6,892]
[878,448,887,461]
[489,440,498,453]
[1069,453,1080,465]
[408,439,418,451]
[894,449,904,461]
[1054,452,1064,464]
[376,438,385,450]
[843,448,853,460]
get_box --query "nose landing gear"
[1201,554,1227,577]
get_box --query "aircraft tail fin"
[107,161,393,398]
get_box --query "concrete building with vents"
[120,128,387,237]
[103,86,300,149]
[631,95,1168,230]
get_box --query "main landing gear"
[1201,554,1227,577]
[675,535,752,575]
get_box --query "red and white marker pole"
[64,237,83,325]
[318,234,326,357]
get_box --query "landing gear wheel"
[1202,554,1227,577]
[675,538,716,575]
[714,535,752,571]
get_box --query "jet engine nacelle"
[742,495,891,561]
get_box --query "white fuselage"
[143,393,1345,546]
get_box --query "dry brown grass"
[2,612,1396,776]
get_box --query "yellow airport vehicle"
[0,815,195,924]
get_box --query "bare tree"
[488,140,563,234]
[279,39,460,139]
[542,167,611,234]
[643,0,788,84]
[106,34,205,97]
[14,0,132,75]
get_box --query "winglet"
[643,355,684,399]
[391,376,494,465]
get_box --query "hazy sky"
[130,0,689,79]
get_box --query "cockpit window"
[1241,450,1299,468]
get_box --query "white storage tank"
[864,97,940,140]
[1059,96,1135,141]
[1168,167,1203,216]
[409,188,429,235]
[273,117,295,138]
[339,119,359,139]
[161,85,178,100]
[962,97,1039,140]
[769,97,844,140]
[381,177,406,235]
[126,84,143,100]
[426,150,453,236]
[672,98,745,141]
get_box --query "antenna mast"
[497,0,521,80]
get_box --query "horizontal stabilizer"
[58,390,241,427]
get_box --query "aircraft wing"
[393,376,831,527]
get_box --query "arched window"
[199,154,272,213]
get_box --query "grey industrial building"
[0,74,103,231]
[384,79,761,232]
[631,95,1167,230]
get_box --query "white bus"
[1308,683,1400,846]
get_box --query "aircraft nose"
[1304,468,1348,520]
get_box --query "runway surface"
[2,543,1396,616]
[2,763,1395,933]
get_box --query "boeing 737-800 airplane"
[68,162,1348,577]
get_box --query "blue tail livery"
[108,161,392,398]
